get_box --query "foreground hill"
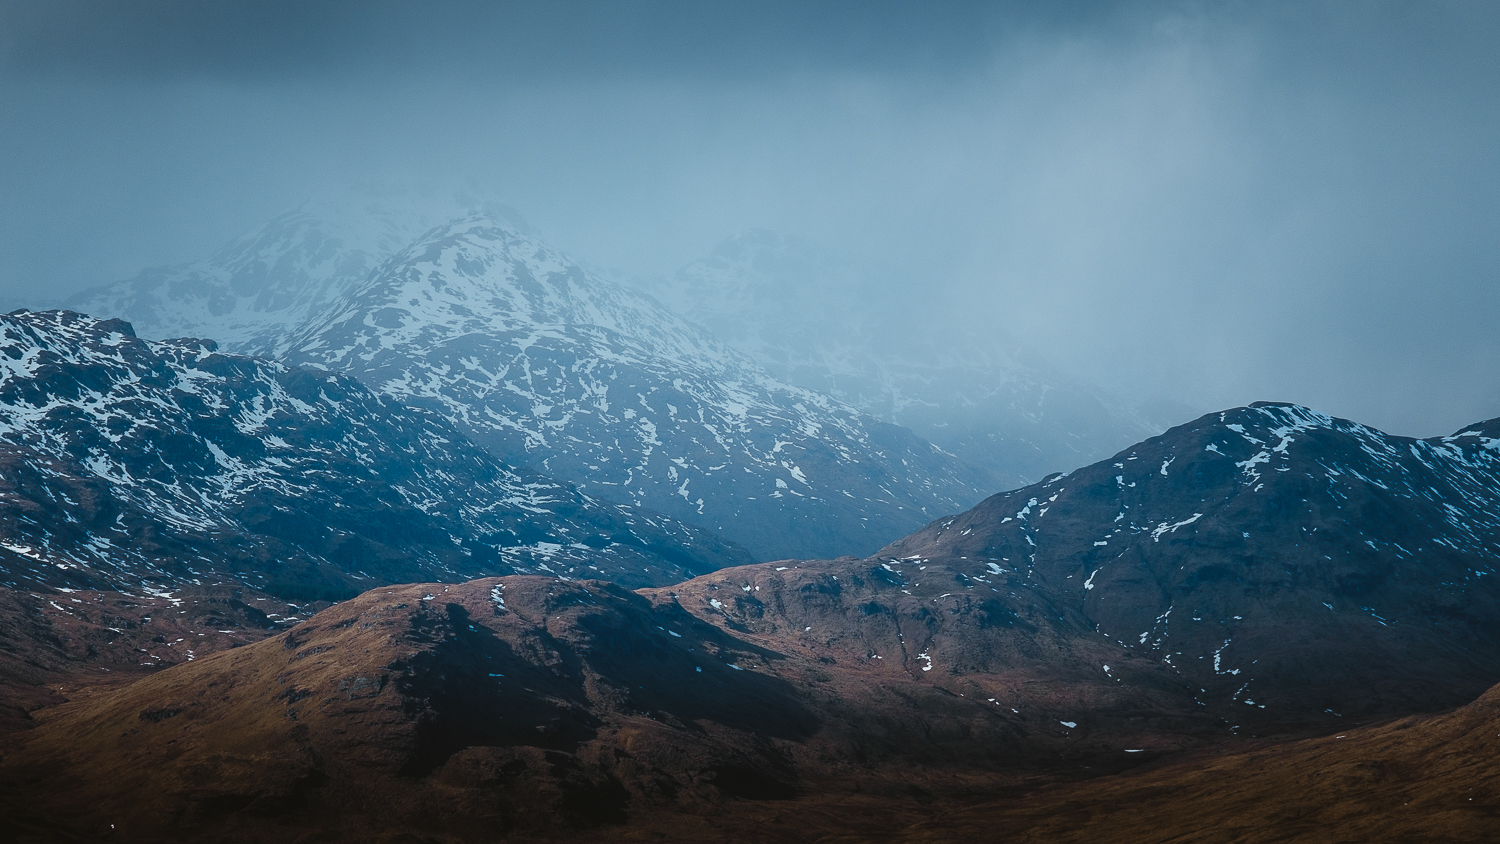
[0,582,316,735]
[0,573,1219,842]
[0,310,748,598]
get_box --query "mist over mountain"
[6,2,1499,436]
[61,192,533,357]
[68,202,1006,561]
[635,229,1173,487]
[3,4,1500,841]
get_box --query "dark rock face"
[0,310,750,598]
[277,217,997,561]
[883,402,1500,728]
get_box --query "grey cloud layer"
[0,0,1496,437]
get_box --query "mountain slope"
[637,230,1163,487]
[61,193,544,357]
[278,217,997,561]
[874,678,1500,843]
[0,572,1219,842]
[0,309,749,598]
[7,404,1500,841]
[883,402,1500,728]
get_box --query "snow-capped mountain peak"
[280,214,735,374]
[881,401,1500,724]
[275,216,997,561]
[63,192,505,357]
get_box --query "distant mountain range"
[65,202,1009,561]
[270,216,997,562]
[633,229,1174,488]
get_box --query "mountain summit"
[62,205,1003,561]
[266,214,1000,560]
[885,402,1500,727]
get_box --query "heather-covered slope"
[0,309,749,598]
[0,572,1218,842]
[872,679,1500,844]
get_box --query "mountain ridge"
[0,308,749,598]
[3,400,1500,841]
[274,214,999,560]
[882,400,1500,727]
[64,204,1006,562]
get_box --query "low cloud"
[1,0,1496,435]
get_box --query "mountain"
[61,203,1000,562]
[883,401,1500,728]
[62,200,434,357]
[0,309,749,599]
[61,192,539,358]
[0,572,1219,842]
[5,402,1500,841]
[635,229,1165,487]
[275,216,997,561]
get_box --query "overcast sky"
[1,0,1497,437]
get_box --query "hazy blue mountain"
[635,230,1169,488]
[63,191,537,358]
[277,216,998,560]
[64,203,1001,561]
